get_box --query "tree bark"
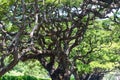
[50,68,71,80]
[43,53,71,80]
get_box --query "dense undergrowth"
[0,75,51,80]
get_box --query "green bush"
[0,75,50,80]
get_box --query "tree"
[71,19,120,80]
[0,0,120,80]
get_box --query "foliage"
[0,75,51,80]
[5,60,49,79]
[0,0,120,80]
[70,19,120,77]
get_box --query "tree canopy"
[0,0,120,80]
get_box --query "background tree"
[0,0,120,80]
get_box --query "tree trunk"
[49,54,71,80]
[50,68,71,80]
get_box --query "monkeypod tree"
[0,0,120,80]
